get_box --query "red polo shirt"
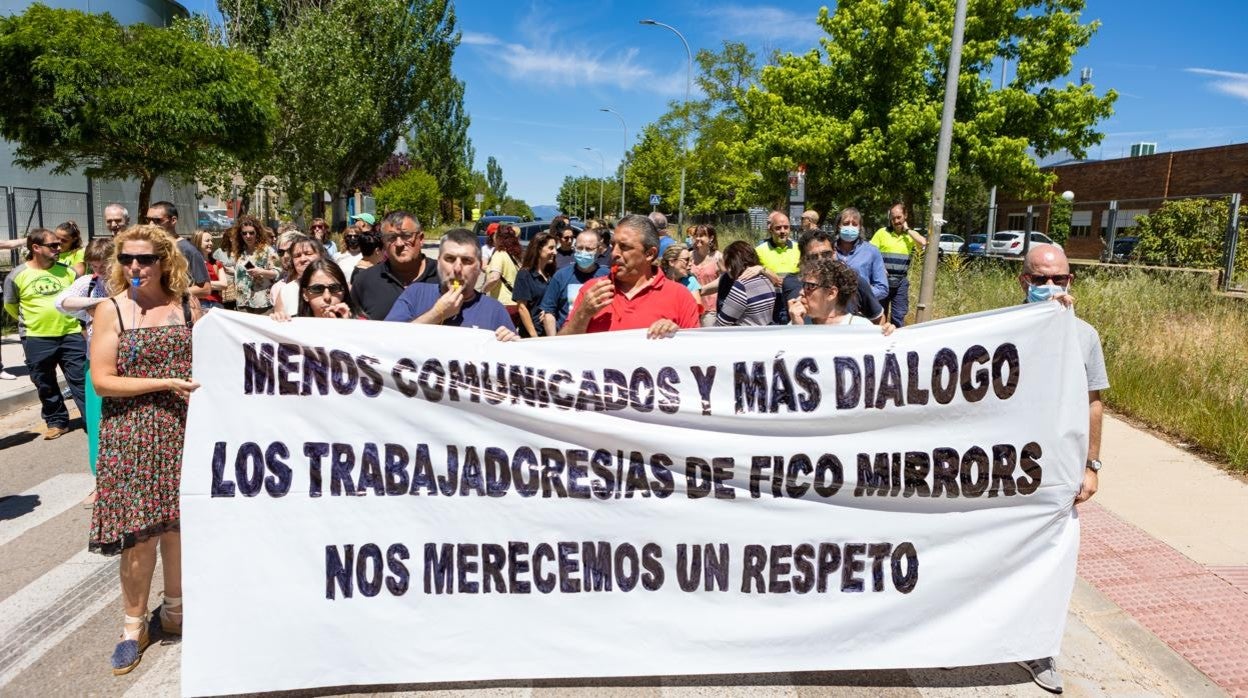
[571,269,701,333]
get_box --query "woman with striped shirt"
[715,240,776,327]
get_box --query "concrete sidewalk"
[0,333,74,416]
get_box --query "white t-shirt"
[336,252,363,284]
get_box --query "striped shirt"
[716,275,776,327]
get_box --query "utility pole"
[601,108,628,217]
[986,58,1007,236]
[915,0,968,323]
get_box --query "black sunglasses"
[278,247,292,255]
[801,280,828,293]
[143,216,169,225]
[118,253,160,266]
[38,240,63,250]
[305,283,345,295]
[1027,274,1072,285]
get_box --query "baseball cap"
[350,213,376,225]
[486,222,500,235]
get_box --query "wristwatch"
[1086,459,1102,472]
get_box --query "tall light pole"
[600,108,627,217]
[915,0,968,324]
[640,18,692,231]
[584,147,605,219]
[573,164,589,220]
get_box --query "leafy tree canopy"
[737,0,1116,213]
[372,167,440,225]
[0,4,277,212]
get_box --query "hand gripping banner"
[181,303,1087,696]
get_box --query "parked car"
[987,230,1061,256]
[961,234,989,256]
[1100,236,1139,264]
[196,210,230,232]
[937,233,964,255]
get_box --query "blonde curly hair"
[107,224,190,298]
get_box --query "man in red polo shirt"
[560,214,699,338]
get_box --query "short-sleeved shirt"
[177,237,210,286]
[570,269,700,333]
[658,236,676,256]
[512,269,550,337]
[870,227,918,285]
[487,252,520,306]
[58,247,85,270]
[1076,317,1110,392]
[351,258,438,320]
[3,262,80,338]
[755,239,800,275]
[383,282,516,332]
[554,248,576,270]
[539,263,609,329]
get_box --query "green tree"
[0,5,277,213]
[486,156,508,202]
[372,168,440,224]
[739,0,1117,214]
[1047,197,1072,246]
[1134,198,1245,271]
[626,125,681,214]
[219,0,459,221]
[411,73,472,223]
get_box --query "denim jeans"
[23,333,87,428]
[884,276,910,328]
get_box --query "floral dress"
[233,246,276,311]
[88,298,193,556]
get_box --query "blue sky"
[452,0,1248,208]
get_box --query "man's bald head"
[1022,244,1070,275]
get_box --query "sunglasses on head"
[305,283,344,295]
[118,253,159,266]
[1028,274,1071,285]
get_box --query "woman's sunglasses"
[118,253,160,266]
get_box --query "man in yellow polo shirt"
[3,228,87,439]
[869,203,927,327]
[755,210,800,277]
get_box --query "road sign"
[649,194,661,206]
[788,170,805,202]
[475,193,485,203]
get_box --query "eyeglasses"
[383,231,420,244]
[801,280,828,293]
[278,247,292,255]
[143,216,169,225]
[1027,274,1072,285]
[118,253,160,266]
[306,283,344,295]
[808,250,835,260]
[344,235,360,242]
[38,240,63,250]
[311,225,328,231]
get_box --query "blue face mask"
[839,226,859,242]
[1027,283,1066,303]
[573,250,597,269]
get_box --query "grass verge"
[927,257,1248,471]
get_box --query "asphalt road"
[0,401,1212,697]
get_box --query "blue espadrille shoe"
[110,613,150,676]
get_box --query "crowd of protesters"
[0,199,1104,693]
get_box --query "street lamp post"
[573,164,589,220]
[640,19,692,231]
[584,147,605,220]
[600,108,627,217]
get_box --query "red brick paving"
[1079,502,1248,697]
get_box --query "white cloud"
[706,5,825,44]
[461,31,503,47]
[1185,67,1248,102]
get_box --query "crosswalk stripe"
[0,549,117,689]
[122,642,181,698]
[0,473,94,547]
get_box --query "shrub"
[372,168,440,225]
[1133,198,1246,272]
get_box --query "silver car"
[987,230,1061,257]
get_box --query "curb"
[1071,578,1224,697]
[0,377,68,417]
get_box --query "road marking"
[0,473,94,547]
[0,549,117,689]
[122,642,180,698]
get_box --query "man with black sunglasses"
[351,210,438,320]
[3,229,87,439]
[1015,243,1108,695]
[144,201,211,299]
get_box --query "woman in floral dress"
[227,215,279,314]
[89,224,201,675]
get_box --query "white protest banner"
[181,303,1087,697]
